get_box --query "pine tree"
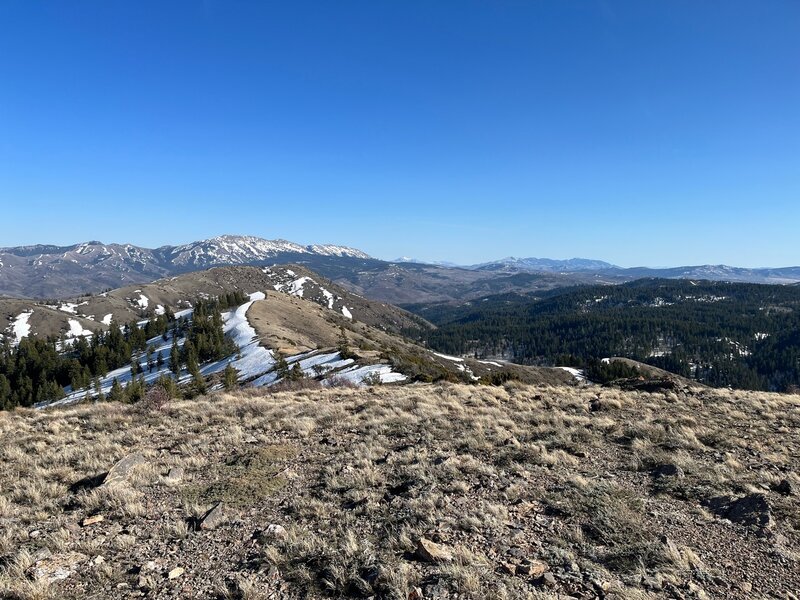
[93,376,105,402]
[192,368,207,395]
[275,352,290,379]
[223,364,238,390]
[289,362,304,381]
[108,378,125,402]
[170,339,180,375]
[337,327,355,360]
[154,373,179,399]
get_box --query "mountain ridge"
[0,235,371,298]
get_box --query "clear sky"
[1,1,798,267]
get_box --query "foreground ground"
[0,382,798,599]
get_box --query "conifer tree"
[170,339,180,375]
[289,362,304,381]
[275,352,290,379]
[223,364,238,390]
[192,368,207,395]
[108,378,124,402]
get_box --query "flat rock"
[415,537,454,563]
[82,514,105,527]
[167,566,184,579]
[29,551,88,582]
[103,453,147,487]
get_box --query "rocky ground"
[0,382,798,599]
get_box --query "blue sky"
[1,1,798,267]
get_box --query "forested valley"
[410,279,800,392]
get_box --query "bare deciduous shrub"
[138,385,171,413]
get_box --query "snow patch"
[557,366,587,382]
[321,288,335,309]
[101,314,114,326]
[12,311,33,343]
[67,319,93,338]
[336,364,407,384]
[341,306,352,319]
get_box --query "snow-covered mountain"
[160,235,370,268]
[0,235,371,298]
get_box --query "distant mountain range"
[466,257,800,284]
[468,257,619,272]
[1,235,799,300]
[0,235,370,298]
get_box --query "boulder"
[408,587,424,600]
[168,567,184,580]
[165,467,184,483]
[654,463,685,479]
[773,479,794,496]
[538,572,557,587]
[415,537,454,563]
[199,502,227,530]
[706,493,773,529]
[500,561,517,575]
[265,523,287,539]
[517,560,549,577]
[103,453,147,487]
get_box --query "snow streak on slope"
[218,292,275,380]
[433,352,464,362]
[12,311,33,344]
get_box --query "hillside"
[0,382,797,599]
[0,265,569,410]
[303,258,609,305]
[412,278,800,392]
[0,265,429,346]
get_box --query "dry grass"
[0,383,798,599]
